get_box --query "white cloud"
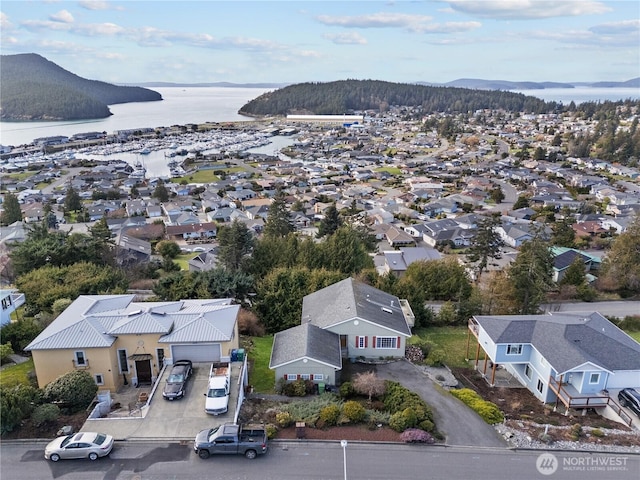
[79,1,123,11]
[323,32,368,45]
[446,0,611,20]
[315,12,434,32]
[416,21,481,34]
[49,10,74,24]
[1,12,13,30]
[589,19,640,35]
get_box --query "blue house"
[468,312,640,425]
[0,289,25,327]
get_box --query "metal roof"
[26,295,237,351]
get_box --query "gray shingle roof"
[474,312,640,374]
[25,296,238,351]
[269,323,342,369]
[301,277,411,336]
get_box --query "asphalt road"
[541,301,640,318]
[2,440,638,480]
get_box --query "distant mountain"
[126,81,288,89]
[421,78,640,90]
[0,53,162,121]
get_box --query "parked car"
[618,388,640,417]
[162,359,193,400]
[45,432,114,462]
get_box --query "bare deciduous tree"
[352,371,386,403]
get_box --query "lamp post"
[340,439,348,480]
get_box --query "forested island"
[0,53,162,121]
[238,79,560,117]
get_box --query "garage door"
[171,344,221,363]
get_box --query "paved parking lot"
[82,362,241,441]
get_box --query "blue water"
[1,86,638,147]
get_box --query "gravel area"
[495,422,640,453]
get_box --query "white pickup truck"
[204,363,230,415]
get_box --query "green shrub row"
[450,388,504,424]
[383,381,436,433]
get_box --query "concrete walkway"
[375,360,506,448]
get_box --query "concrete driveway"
[374,360,506,448]
[82,363,241,441]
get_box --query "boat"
[139,147,151,155]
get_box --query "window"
[156,348,165,368]
[300,374,310,380]
[286,374,297,381]
[589,373,600,384]
[375,337,397,349]
[537,379,544,393]
[74,351,87,366]
[313,374,324,381]
[525,364,532,380]
[357,337,365,348]
[94,374,104,385]
[117,349,129,373]
[506,344,523,355]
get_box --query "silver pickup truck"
[194,423,268,459]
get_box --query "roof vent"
[382,307,393,314]
[128,309,142,316]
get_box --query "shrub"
[282,394,341,426]
[570,423,583,441]
[352,371,386,402]
[342,400,366,423]
[400,428,435,444]
[383,382,434,426]
[591,428,604,438]
[450,388,504,425]
[237,309,265,336]
[265,424,278,439]
[0,318,43,353]
[43,370,98,413]
[339,381,354,399]
[426,349,446,367]
[282,379,307,397]
[319,404,341,427]
[0,342,14,363]
[365,409,391,428]
[31,404,60,427]
[0,384,40,435]
[389,408,420,432]
[275,411,293,428]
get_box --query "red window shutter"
[355,336,359,349]
[365,336,368,348]
[284,374,287,380]
[397,336,401,348]
[373,336,376,349]
[297,374,301,380]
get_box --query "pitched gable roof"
[269,323,342,369]
[301,278,411,336]
[474,312,640,374]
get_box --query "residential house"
[270,278,413,386]
[165,222,217,242]
[115,235,152,266]
[497,222,534,248]
[0,288,25,327]
[269,323,343,386]
[379,247,442,277]
[468,312,640,423]
[25,295,240,392]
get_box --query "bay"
[510,87,639,104]
[0,87,273,147]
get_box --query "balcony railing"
[548,376,633,427]
[468,318,479,338]
[72,359,90,369]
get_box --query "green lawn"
[410,326,481,368]
[175,169,220,184]
[0,358,35,387]
[175,253,197,270]
[375,166,402,175]
[244,335,275,393]
[627,331,640,343]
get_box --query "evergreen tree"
[153,181,170,203]
[551,214,576,248]
[63,186,82,213]
[599,215,640,296]
[489,186,505,204]
[560,257,587,286]
[0,192,22,225]
[263,189,294,238]
[513,195,530,210]
[507,229,554,314]
[466,214,504,280]
[316,203,342,238]
[217,220,254,272]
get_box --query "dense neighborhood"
[1,105,640,453]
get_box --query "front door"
[136,359,152,385]
[340,335,348,357]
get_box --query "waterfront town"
[1,105,639,268]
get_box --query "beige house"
[26,295,240,392]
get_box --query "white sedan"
[45,432,114,462]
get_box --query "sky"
[1,1,639,85]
